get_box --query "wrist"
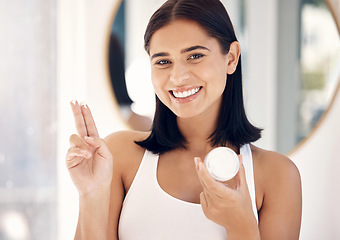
[78,185,111,223]
[78,185,111,215]
[77,186,111,240]
[78,183,111,198]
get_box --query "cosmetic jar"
[204,147,239,182]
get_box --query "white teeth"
[172,87,200,98]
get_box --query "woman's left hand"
[194,155,260,239]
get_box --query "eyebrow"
[151,45,210,60]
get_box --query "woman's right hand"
[66,101,113,196]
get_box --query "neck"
[177,110,219,154]
[175,99,238,155]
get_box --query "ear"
[226,41,241,75]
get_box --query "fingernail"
[70,100,77,105]
[80,101,88,108]
[194,157,198,166]
[198,162,204,171]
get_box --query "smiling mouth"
[170,87,202,99]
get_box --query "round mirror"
[107,0,340,153]
[108,0,153,131]
[297,0,340,142]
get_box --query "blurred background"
[0,0,339,239]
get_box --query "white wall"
[245,0,278,151]
[290,83,340,239]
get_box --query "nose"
[169,62,190,84]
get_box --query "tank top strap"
[240,144,258,222]
[123,149,158,202]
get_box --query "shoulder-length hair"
[136,0,262,154]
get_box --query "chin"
[173,109,204,120]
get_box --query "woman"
[66,0,302,239]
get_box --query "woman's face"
[149,19,232,119]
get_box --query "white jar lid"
[204,147,239,182]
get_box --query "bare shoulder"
[104,130,150,191]
[104,130,149,157]
[250,147,302,238]
[250,144,302,213]
[250,144,301,183]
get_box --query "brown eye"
[189,54,204,60]
[156,59,171,65]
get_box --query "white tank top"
[118,144,258,240]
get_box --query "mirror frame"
[104,0,131,130]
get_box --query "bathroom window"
[0,1,57,239]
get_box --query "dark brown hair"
[136,0,262,154]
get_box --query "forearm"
[225,218,261,240]
[227,230,261,240]
[75,187,111,240]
